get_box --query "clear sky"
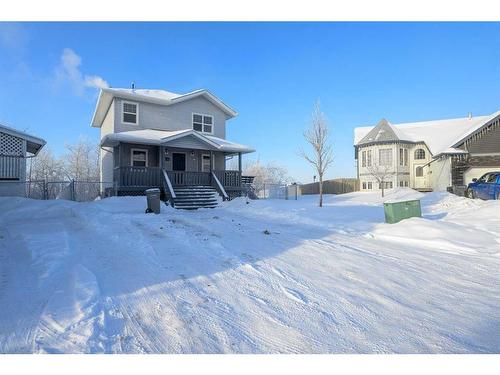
[0,22,499,183]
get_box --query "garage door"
[463,167,500,185]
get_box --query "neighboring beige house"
[0,123,46,197]
[91,87,255,209]
[354,111,500,192]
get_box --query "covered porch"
[102,129,254,199]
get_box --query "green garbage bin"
[383,199,422,224]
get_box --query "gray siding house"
[91,87,255,208]
[354,110,500,192]
[0,123,46,197]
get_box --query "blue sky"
[0,22,499,182]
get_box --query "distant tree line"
[27,136,99,182]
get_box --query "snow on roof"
[0,122,46,155]
[103,88,181,101]
[91,87,237,127]
[100,129,255,154]
[354,111,500,155]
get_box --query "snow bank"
[1,189,499,353]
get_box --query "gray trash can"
[145,188,161,214]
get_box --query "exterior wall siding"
[0,156,26,180]
[1,131,27,196]
[165,134,217,150]
[429,157,451,191]
[0,181,26,197]
[458,117,500,154]
[119,143,160,168]
[116,142,228,173]
[100,100,115,187]
[113,96,227,139]
[357,142,432,190]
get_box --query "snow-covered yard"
[0,189,499,353]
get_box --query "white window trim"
[130,148,148,167]
[192,112,214,135]
[414,148,426,160]
[122,101,139,125]
[379,148,393,167]
[201,153,213,172]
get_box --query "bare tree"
[365,156,394,197]
[63,136,100,181]
[28,148,65,181]
[300,101,334,207]
[243,160,292,197]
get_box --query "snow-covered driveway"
[0,190,499,353]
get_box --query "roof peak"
[357,117,402,145]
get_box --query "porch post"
[209,151,213,173]
[117,143,122,188]
[159,146,164,169]
[238,152,242,187]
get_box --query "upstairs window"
[400,148,409,166]
[414,148,426,160]
[379,149,392,166]
[122,102,138,124]
[361,151,366,167]
[367,150,372,166]
[193,113,213,134]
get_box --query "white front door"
[201,154,211,172]
[414,165,427,188]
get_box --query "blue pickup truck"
[466,172,500,200]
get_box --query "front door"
[172,153,186,171]
[201,154,211,172]
[414,165,427,189]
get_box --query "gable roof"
[0,123,46,155]
[100,129,255,154]
[91,87,237,127]
[357,118,410,145]
[354,110,500,156]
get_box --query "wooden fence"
[299,178,359,195]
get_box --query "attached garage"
[464,166,500,185]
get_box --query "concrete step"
[174,189,215,194]
[174,186,214,191]
[174,198,218,204]
[174,191,216,196]
[174,202,218,209]
[171,185,219,209]
[174,204,217,210]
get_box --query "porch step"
[414,188,433,193]
[172,185,219,210]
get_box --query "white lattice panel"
[0,132,24,156]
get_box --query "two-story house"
[354,111,500,192]
[91,87,255,208]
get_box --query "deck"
[112,167,244,195]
